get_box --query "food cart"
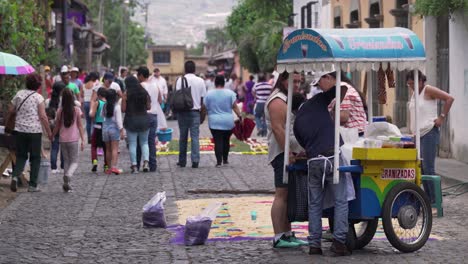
[277,27,432,252]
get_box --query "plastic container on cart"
[372,116,387,122]
[400,136,416,148]
[377,136,394,148]
[363,139,382,148]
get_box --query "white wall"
[293,0,324,28]
[449,11,468,163]
[424,16,438,86]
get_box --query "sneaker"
[131,165,139,174]
[215,163,221,168]
[289,232,308,246]
[142,161,149,172]
[63,176,72,192]
[330,240,352,256]
[92,159,98,172]
[10,178,17,192]
[273,234,301,248]
[192,162,199,168]
[104,165,109,172]
[223,160,229,165]
[51,169,59,174]
[176,162,186,168]
[111,168,121,175]
[28,186,41,192]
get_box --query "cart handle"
[338,165,363,173]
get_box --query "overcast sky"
[132,0,238,46]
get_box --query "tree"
[84,0,147,69]
[414,0,468,17]
[226,0,291,73]
[0,1,53,98]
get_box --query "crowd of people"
[5,60,454,257]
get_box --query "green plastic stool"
[422,175,443,217]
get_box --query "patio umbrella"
[0,52,35,75]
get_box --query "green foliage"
[187,43,205,56]
[414,0,468,17]
[0,1,50,98]
[226,0,291,73]
[84,0,147,69]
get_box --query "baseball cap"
[311,70,335,86]
[103,72,114,81]
[71,67,79,72]
[60,65,69,73]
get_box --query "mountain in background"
[132,0,238,46]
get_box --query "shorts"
[102,121,120,142]
[271,153,288,188]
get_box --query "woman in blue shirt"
[204,75,242,167]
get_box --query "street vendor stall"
[277,27,432,252]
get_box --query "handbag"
[287,161,309,222]
[5,91,36,134]
[171,77,193,112]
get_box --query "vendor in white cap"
[70,67,84,104]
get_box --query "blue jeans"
[127,129,149,166]
[177,111,200,165]
[50,135,63,170]
[421,126,440,203]
[254,102,266,134]
[307,156,348,247]
[84,101,92,142]
[148,114,158,171]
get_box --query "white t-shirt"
[150,76,168,99]
[175,73,207,110]
[141,81,161,115]
[11,90,44,133]
[92,81,121,93]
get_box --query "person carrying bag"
[171,77,193,112]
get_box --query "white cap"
[311,70,335,86]
[71,67,79,72]
[271,71,279,87]
[60,65,69,73]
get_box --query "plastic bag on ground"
[142,191,167,228]
[184,202,222,246]
[37,159,50,185]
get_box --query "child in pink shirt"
[53,89,85,192]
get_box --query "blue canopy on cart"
[276,27,425,72]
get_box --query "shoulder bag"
[5,91,36,134]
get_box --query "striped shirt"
[253,82,272,103]
[328,82,368,133]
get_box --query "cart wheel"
[382,182,432,253]
[353,219,378,249]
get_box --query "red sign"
[381,168,416,180]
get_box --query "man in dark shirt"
[293,71,350,256]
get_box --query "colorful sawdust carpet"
[156,137,268,155]
[167,196,442,245]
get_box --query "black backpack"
[171,77,193,112]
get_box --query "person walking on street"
[204,75,242,167]
[253,73,272,137]
[102,89,124,175]
[52,89,85,192]
[265,71,308,248]
[149,68,168,112]
[47,82,65,173]
[175,60,207,168]
[243,75,255,114]
[83,72,99,143]
[138,66,162,172]
[407,70,454,202]
[89,88,108,172]
[8,73,53,192]
[70,67,84,104]
[122,76,151,173]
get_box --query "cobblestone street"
[0,121,467,264]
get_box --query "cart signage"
[381,168,416,180]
